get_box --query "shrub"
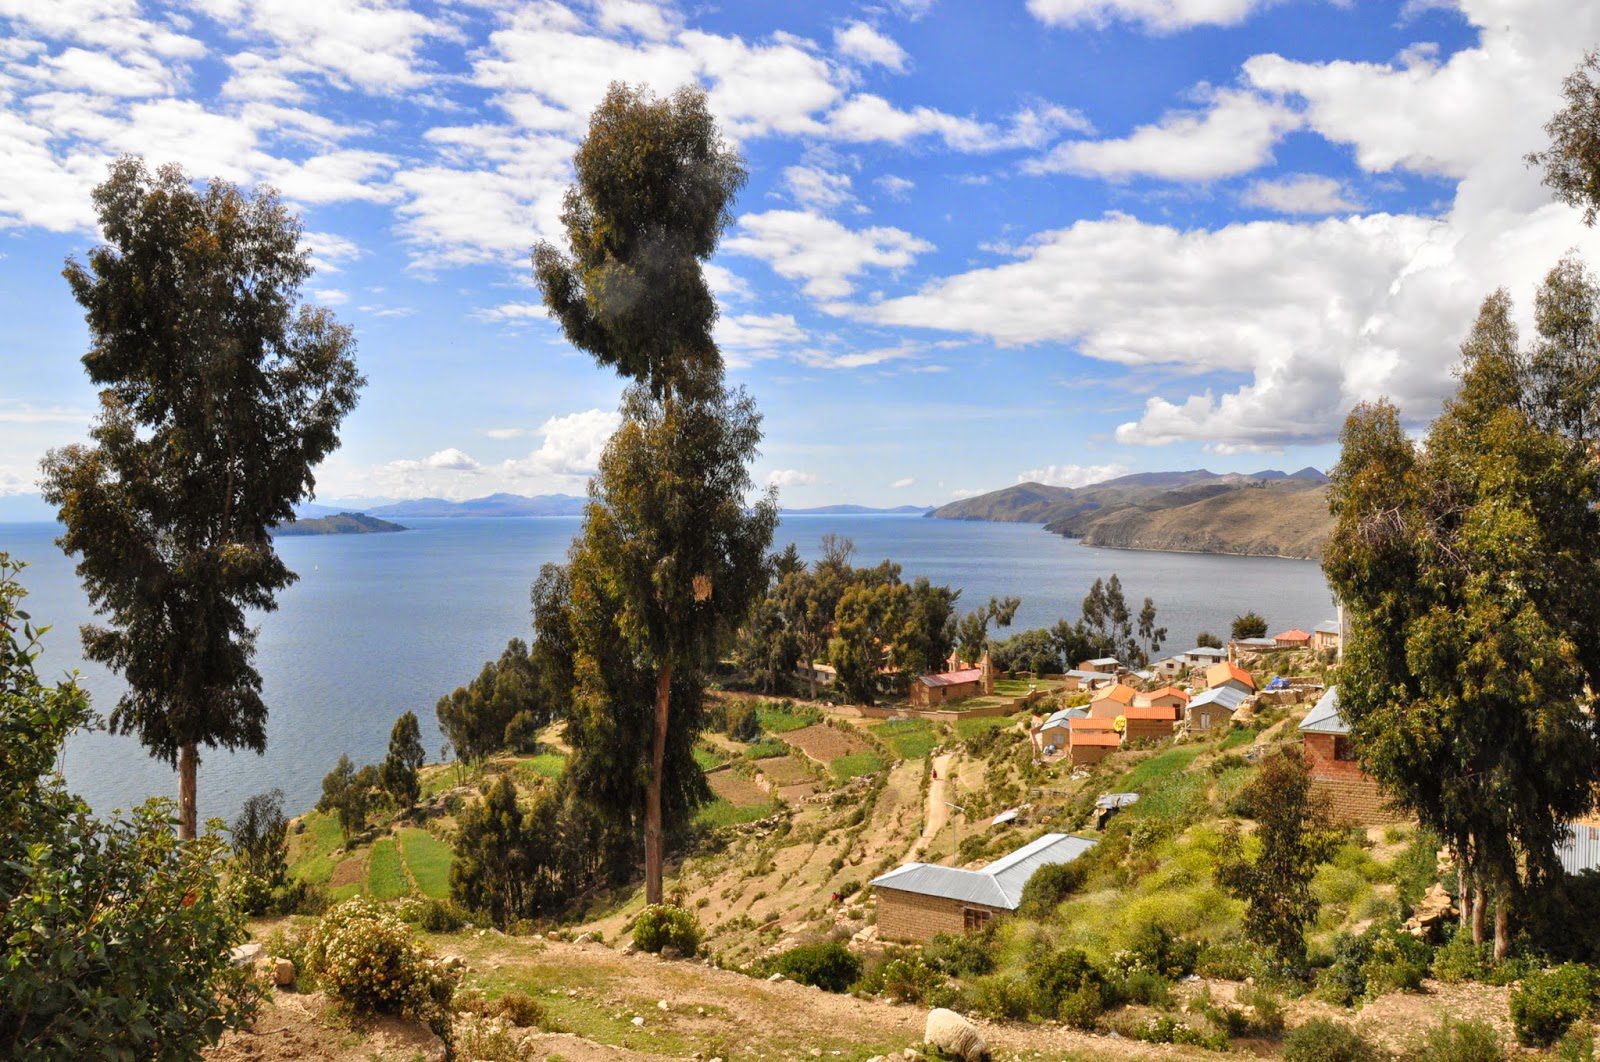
[771,941,861,993]
[1196,939,1266,981]
[1058,984,1107,1030]
[632,903,702,957]
[1282,1019,1379,1062]
[1413,1016,1504,1062]
[963,974,1034,1020]
[1018,859,1089,918]
[1432,930,1495,984]
[492,991,549,1028]
[1510,963,1600,1048]
[1127,1015,1229,1051]
[1112,924,1200,980]
[957,833,989,864]
[924,929,997,978]
[418,898,468,933]
[1361,927,1432,997]
[875,954,953,1006]
[1028,947,1111,1023]
[729,706,762,743]
[1118,970,1172,1007]
[1208,983,1285,1038]
[304,897,460,1034]
[232,788,289,914]
[1558,1023,1596,1061]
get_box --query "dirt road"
[911,752,954,859]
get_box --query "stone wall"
[875,888,1005,943]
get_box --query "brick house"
[1205,661,1256,696]
[1120,703,1180,743]
[1068,716,1120,765]
[1088,683,1138,718]
[1186,686,1246,732]
[872,833,1098,942]
[910,651,993,708]
[1141,686,1190,711]
[1060,669,1116,692]
[1312,619,1342,655]
[1299,687,1404,824]
[1034,706,1086,755]
[1273,628,1312,649]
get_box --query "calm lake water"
[0,515,1333,822]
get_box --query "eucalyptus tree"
[40,158,361,838]
[1325,284,1600,955]
[533,83,775,903]
[955,595,1020,664]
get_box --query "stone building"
[871,833,1097,942]
[1299,687,1404,824]
[910,651,993,708]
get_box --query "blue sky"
[2,0,1598,511]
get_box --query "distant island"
[275,512,408,537]
[929,468,1332,560]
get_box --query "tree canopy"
[39,157,362,838]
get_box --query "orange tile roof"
[1121,704,1180,721]
[1206,661,1256,691]
[1140,686,1191,704]
[1274,629,1312,643]
[1069,716,1118,730]
[1071,730,1121,747]
[1094,683,1137,705]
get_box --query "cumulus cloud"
[828,95,1092,153]
[715,312,807,365]
[1027,0,1277,32]
[890,476,917,488]
[1017,463,1130,488]
[874,174,915,199]
[834,21,910,72]
[1025,88,1299,181]
[726,209,932,300]
[504,409,621,480]
[783,164,856,212]
[768,468,819,488]
[1241,174,1363,215]
[389,447,483,473]
[483,427,528,440]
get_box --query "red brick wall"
[1124,719,1174,743]
[1303,733,1406,824]
[1070,743,1114,766]
[876,888,1006,943]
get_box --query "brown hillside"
[1078,482,1332,560]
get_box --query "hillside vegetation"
[275,512,408,536]
[929,469,1332,560]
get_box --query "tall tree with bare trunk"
[40,158,361,838]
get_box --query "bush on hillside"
[1281,1019,1380,1062]
[924,929,997,977]
[1413,1016,1505,1062]
[1510,963,1600,1047]
[770,941,861,992]
[1319,923,1432,1005]
[633,903,701,957]
[1111,923,1200,980]
[303,897,459,1033]
[1028,946,1115,1026]
[867,953,953,1007]
[729,705,762,743]
[1432,929,1496,984]
[962,974,1034,1020]
[417,897,468,933]
[1018,858,1089,918]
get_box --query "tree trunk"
[1493,902,1510,960]
[645,664,671,905]
[1458,866,1471,929]
[178,742,198,840]
[1471,881,1487,946]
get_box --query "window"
[963,908,991,932]
[1199,714,1211,730]
[1334,736,1357,762]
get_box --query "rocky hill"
[275,512,408,536]
[929,468,1332,560]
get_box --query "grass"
[954,714,1019,742]
[516,751,567,781]
[755,702,815,733]
[743,739,790,760]
[398,826,453,900]
[695,798,777,828]
[1220,727,1255,750]
[831,749,886,782]
[367,836,411,900]
[1112,745,1203,794]
[288,810,345,885]
[693,746,726,771]
[877,718,937,759]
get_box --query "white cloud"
[1241,174,1363,215]
[715,312,806,365]
[1027,0,1277,32]
[483,427,528,440]
[311,287,349,305]
[768,468,819,488]
[834,21,910,72]
[1025,88,1299,181]
[726,209,932,300]
[828,94,1091,153]
[1017,463,1130,488]
[304,231,361,274]
[797,342,926,371]
[890,476,916,488]
[702,262,751,300]
[593,0,678,40]
[474,301,549,325]
[389,447,483,473]
[503,409,621,480]
[0,402,92,424]
[874,174,914,199]
[890,0,936,18]
[783,164,855,212]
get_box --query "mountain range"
[928,468,1333,560]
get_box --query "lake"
[0,515,1333,823]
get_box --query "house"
[1068,716,1120,766]
[1312,620,1342,655]
[872,833,1098,942]
[795,661,837,687]
[1558,817,1600,875]
[1273,628,1312,649]
[1152,655,1186,677]
[1060,669,1117,692]
[1299,687,1404,824]
[1094,792,1140,829]
[1179,646,1228,669]
[1186,686,1247,731]
[1120,703,1181,743]
[910,651,993,708]
[1141,686,1191,711]
[1228,637,1281,661]
[1034,706,1086,755]
[1079,656,1121,673]
[1205,662,1256,696]
[1088,683,1138,718]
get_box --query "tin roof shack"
[1186,686,1247,732]
[1299,687,1404,824]
[1094,792,1140,830]
[1034,706,1087,756]
[871,834,1097,942]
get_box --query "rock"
[272,957,295,987]
[1404,881,1458,939]
[574,932,595,945]
[657,1000,669,1012]
[659,945,683,960]
[229,943,263,966]
[924,1008,989,1062]
[620,940,638,955]
[631,1015,645,1028]
[902,1050,918,1060]
[767,972,787,983]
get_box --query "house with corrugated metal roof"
[1312,619,1342,655]
[1299,687,1403,824]
[871,833,1097,941]
[1187,686,1247,732]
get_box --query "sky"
[3,0,1600,511]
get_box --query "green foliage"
[437,639,543,765]
[301,897,459,1035]
[1413,1016,1505,1062]
[0,556,259,1059]
[956,595,1021,663]
[1125,1015,1228,1051]
[924,929,998,978]
[729,705,762,742]
[1216,747,1342,972]
[232,788,289,915]
[451,775,590,925]
[382,710,425,807]
[318,753,376,839]
[878,718,936,759]
[1282,1019,1379,1062]
[397,827,453,900]
[769,941,861,992]
[1529,51,1600,229]
[962,974,1035,1020]
[989,627,1065,676]
[1432,929,1496,984]
[1231,612,1268,640]
[1195,630,1224,649]
[831,749,886,782]
[503,709,543,754]
[633,904,702,957]
[367,837,410,900]
[1027,946,1111,1024]
[1019,859,1090,918]
[1319,923,1433,1005]
[1510,963,1600,1047]
[872,953,953,1007]
[1109,924,1200,980]
[417,897,468,933]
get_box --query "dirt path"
[912,753,954,858]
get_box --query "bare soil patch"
[782,723,870,763]
[208,990,444,1061]
[706,768,767,807]
[777,781,818,802]
[752,754,814,787]
[328,854,364,889]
